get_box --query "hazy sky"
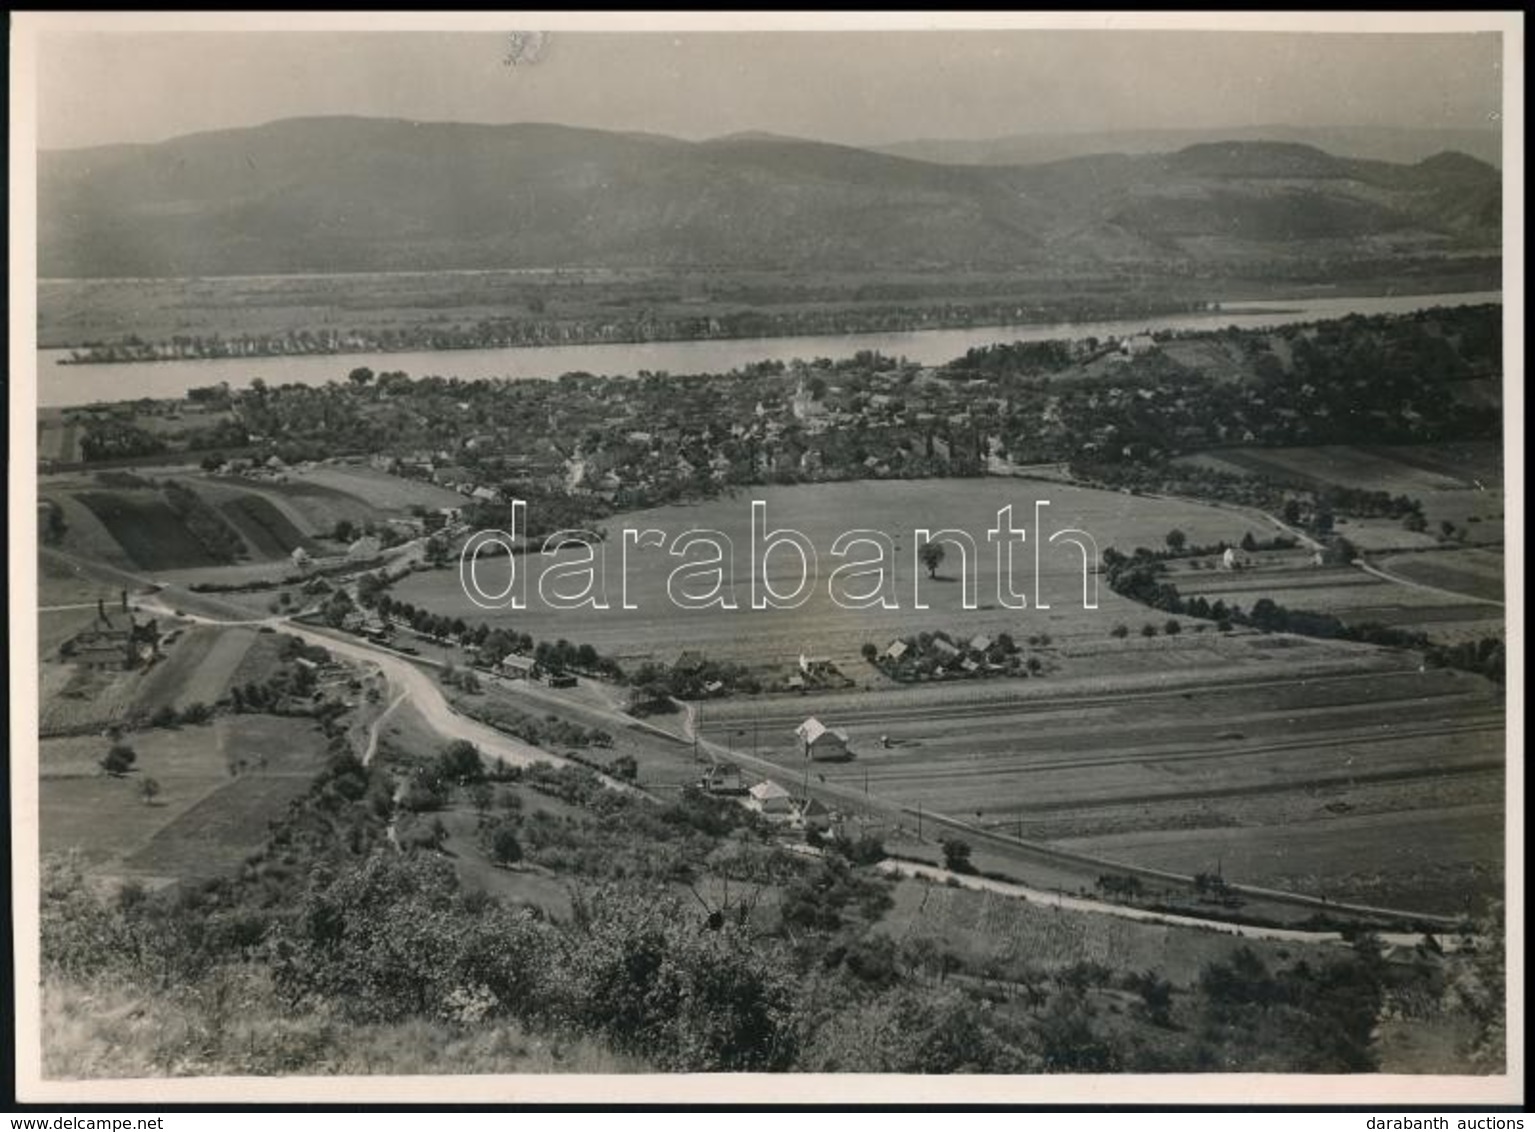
[35,27,1504,150]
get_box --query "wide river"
[34,289,1500,409]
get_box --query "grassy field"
[41,492,138,569]
[73,489,223,570]
[1057,802,1504,917]
[699,658,1503,917]
[124,720,328,880]
[394,478,1267,674]
[1376,547,1505,604]
[297,465,467,512]
[1178,443,1505,549]
[230,477,385,535]
[1171,544,1504,641]
[40,715,331,883]
[134,626,259,716]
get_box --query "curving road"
[877,859,1471,950]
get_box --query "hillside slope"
[39,117,1501,276]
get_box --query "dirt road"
[877,859,1469,949]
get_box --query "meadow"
[39,715,329,882]
[395,478,1270,674]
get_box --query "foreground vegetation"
[41,740,1506,1077]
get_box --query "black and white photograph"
[8,11,1522,1107]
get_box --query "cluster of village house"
[350,364,1000,507]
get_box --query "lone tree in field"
[100,742,137,777]
[1165,528,1187,552]
[918,540,946,579]
[139,777,161,806]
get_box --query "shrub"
[100,743,136,777]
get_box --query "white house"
[796,717,850,761]
[747,779,794,815]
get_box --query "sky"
[33,23,1505,151]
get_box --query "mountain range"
[875,124,1503,169]
[38,117,1502,277]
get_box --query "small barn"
[796,717,851,761]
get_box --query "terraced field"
[231,477,385,534]
[215,493,317,558]
[73,490,224,570]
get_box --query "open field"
[223,477,385,534]
[393,478,1269,674]
[38,605,111,659]
[40,491,138,568]
[39,715,329,881]
[134,626,258,715]
[123,717,330,880]
[1178,443,1505,548]
[699,663,1504,918]
[28,267,1273,349]
[296,464,468,512]
[1376,547,1505,604]
[1057,803,1503,918]
[1172,545,1504,640]
[37,414,82,464]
